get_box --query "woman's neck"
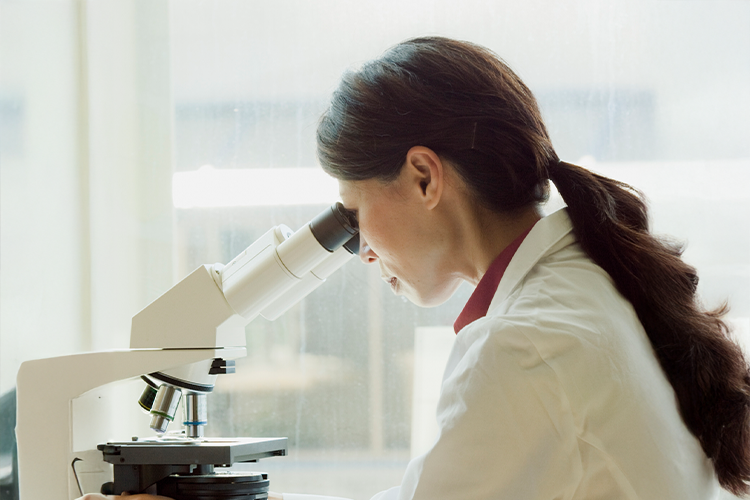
[450,202,542,286]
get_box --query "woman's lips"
[382,276,398,289]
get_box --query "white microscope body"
[15,203,359,500]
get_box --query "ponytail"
[550,161,750,496]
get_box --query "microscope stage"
[99,437,288,466]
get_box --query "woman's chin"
[404,284,461,308]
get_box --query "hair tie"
[546,159,562,180]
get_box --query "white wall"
[1,1,86,393]
[0,0,175,393]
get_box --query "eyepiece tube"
[260,233,360,321]
[222,203,359,321]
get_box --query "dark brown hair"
[317,36,750,495]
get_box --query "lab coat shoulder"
[399,314,582,500]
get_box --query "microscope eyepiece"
[309,202,359,252]
[343,233,360,255]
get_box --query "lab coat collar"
[485,208,575,316]
[453,225,534,333]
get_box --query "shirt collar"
[453,224,535,334]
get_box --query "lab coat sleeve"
[394,321,582,500]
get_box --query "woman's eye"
[337,204,359,230]
[346,209,359,229]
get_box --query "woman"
[82,37,750,500]
[311,36,750,499]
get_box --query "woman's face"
[338,171,463,307]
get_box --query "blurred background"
[1,0,748,498]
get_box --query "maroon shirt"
[453,225,535,334]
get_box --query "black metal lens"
[309,202,359,252]
[138,384,158,412]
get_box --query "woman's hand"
[267,492,284,500]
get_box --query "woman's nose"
[359,236,378,264]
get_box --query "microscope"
[15,203,359,500]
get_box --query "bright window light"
[172,165,340,208]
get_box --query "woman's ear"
[404,146,443,210]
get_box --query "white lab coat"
[285,209,720,500]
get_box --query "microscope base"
[159,471,270,500]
